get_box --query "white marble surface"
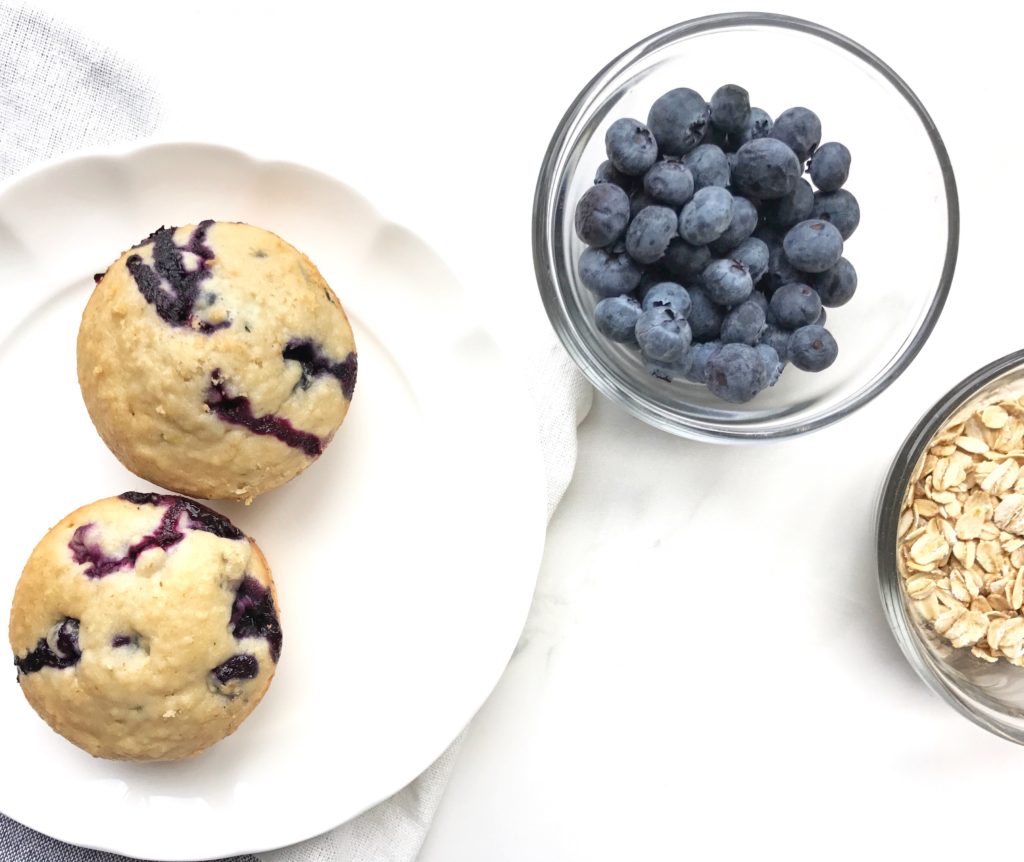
[29,0,1024,858]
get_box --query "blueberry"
[687,285,726,341]
[760,177,814,230]
[753,222,784,247]
[629,191,658,221]
[605,118,659,176]
[634,266,670,301]
[126,221,234,335]
[700,122,730,150]
[635,307,692,363]
[746,290,768,314]
[230,575,283,662]
[626,205,679,265]
[709,84,751,135]
[729,237,770,284]
[642,282,691,318]
[706,343,768,403]
[210,654,259,688]
[679,186,734,245]
[574,183,630,247]
[594,295,642,342]
[770,107,821,163]
[763,242,804,294]
[283,340,357,399]
[760,324,792,361]
[732,138,800,199]
[682,144,730,190]
[810,257,857,307]
[769,282,823,329]
[720,300,766,345]
[755,344,784,386]
[578,247,642,297]
[54,619,80,662]
[708,196,758,255]
[642,160,694,207]
[661,239,711,284]
[808,142,851,192]
[783,219,844,273]
[788,325,838,372]
[647,88,710,156]
[737,107,773,144]
[595,160,634,191]
[811,189,860,240]
[703,258,753,306]
[682,340,722,384]
[815,307,828,327]
[14,618,82,676]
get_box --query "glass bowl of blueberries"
[533,12,958,440]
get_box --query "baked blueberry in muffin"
[9,493,281,760]
[78,221,357,503]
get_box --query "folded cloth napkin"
[0,6,593,861]
[0,4,158,179]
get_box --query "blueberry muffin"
[9,493,282,761]
[78,221,358,503]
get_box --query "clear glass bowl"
[533,12,958,441]
[878,351,1024,744]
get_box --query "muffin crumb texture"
[8,493,281,761]
[78,221,357,502]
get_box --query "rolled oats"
[994,494,1024,535]
[946,611,988,648]
[972,645,1000,663]
[898,394,1024,664]
[906,576,937,600]
[982,405,1010,429]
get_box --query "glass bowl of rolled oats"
[879,349,1024,742]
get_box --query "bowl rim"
[532,11,960,441]
[877,348,1024,744]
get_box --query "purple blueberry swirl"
[124,220,229,334]
[206,371,324,458]
[69,493,244,579]
[230,576,282,663]
[14,618,81,677]
[283,339,357,400]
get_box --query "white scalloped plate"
[0,142,546,860]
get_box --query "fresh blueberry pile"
[575,84,859,403]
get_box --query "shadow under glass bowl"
[878,350,1024,744]
[533,12,958,441]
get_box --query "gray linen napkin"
[0,5,593,860]
[0,3,158,179]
